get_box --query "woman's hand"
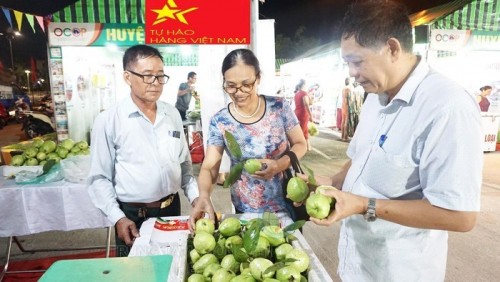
[253,159,281,180]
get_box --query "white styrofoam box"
[129,214,332,282]
[2,165,43,177]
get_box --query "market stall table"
[0,166,112,280]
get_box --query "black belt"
[122,193,177,208]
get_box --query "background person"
[87,45,199,257]
[305,1,483,281]
[175,71,198,120]
[476,85,492,112]
[294,79,313,151]
[341,77,353,141]
[189,49,307,229]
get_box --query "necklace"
[232,96,261,118]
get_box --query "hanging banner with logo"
[430,29,471,51]
[145,0,250,44]
[48,23,145,46]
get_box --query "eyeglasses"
[126,70,169,84]
[223,79,257,94]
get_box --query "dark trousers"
[115,193,181,257]
[178,109,187,121]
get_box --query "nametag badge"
[169,130,181,138]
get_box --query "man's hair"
[122,45,163,70]
[221,48,261,79]
[340,0,413,52]
[188,71,197,79]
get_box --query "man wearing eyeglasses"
[87,45,199,257]
[175,71,198,120]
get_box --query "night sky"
[259,0,455,41]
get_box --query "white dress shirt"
[338,59,483,281]
[87,95,199,225]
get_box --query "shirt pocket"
[157,129,183,164]
[361,149,418,198]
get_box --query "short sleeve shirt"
[337,59,483,281]
[208,95,299,213]
[175,82,192,111]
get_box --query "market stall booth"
[410,0,500,151]
[279,42,346,128]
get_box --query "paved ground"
[1,123,499,281]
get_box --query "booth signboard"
[48,23,145,47]
[481,113,500,152]
[47,23,147,142]
[145,0,250,45]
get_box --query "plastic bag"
[60,155,91,183]
[15,163,64,184]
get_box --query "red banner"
[145,0,250,45]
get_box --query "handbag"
[282,150,310,222]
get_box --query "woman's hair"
[340,0,413,52]
[480,85,492,92]
[295,79,306,92]
[221,49,261,79]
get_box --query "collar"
[123,94,166,118]
[391,55,429,104]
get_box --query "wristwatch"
[364,198,377,222]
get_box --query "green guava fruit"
[195,218,215,235]
[220,254,240,273]
[40,140,57,153]
[249,237,270,258]
[276,266,301,282]
[224,235,243,250]
[75,140,89,150]
[244,159,262,174]
[274,243,294,261]
[249,258,274,281]
[285,249,310,273]
[231,273,257,282]
[23,147,38,159]
[219,217,241,237]
[36,151,47,161]
[260,226,285,247]
[70,146,81,153]
[60,139,75,151]
[11,155,25,166]
[32,138,44,148]
[56,147,69,159]
[192,253,218,274]
[305,192,332,219]
[187,273,204,282]
[211,268,235,282]
[287,177,309,202]
[25,158,39,166]
[202,263,221,280]
[190,249,201,264]
[193,232,216,254]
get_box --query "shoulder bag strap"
[283,150,303,175]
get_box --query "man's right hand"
[115,217,140,246]
[189,197,215,233]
